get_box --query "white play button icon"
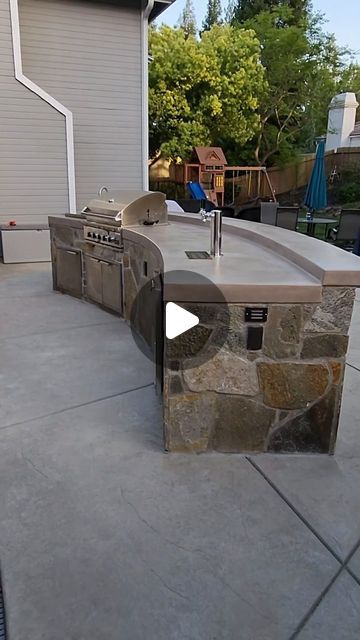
[166,302,199,340]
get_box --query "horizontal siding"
[19,0,143,209]
[0,0,69,218]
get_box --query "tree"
[178,0,197,38]
[228,0,309,26]
[232,7,351,165]
[149,25,265,160]
[202,0,222,32]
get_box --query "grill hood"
[82,190,168,227]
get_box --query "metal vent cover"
[185,251,212,260]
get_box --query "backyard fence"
[150,149,360,203]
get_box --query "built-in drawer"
[56,248,82,298]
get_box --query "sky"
[159,1,360,57]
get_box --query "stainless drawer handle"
[66,250,78,255]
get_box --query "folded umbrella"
[304,138,327,212]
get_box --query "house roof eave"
[149,1,177,21]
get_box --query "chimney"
[326,92,359,152]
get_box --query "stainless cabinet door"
[102,261,122,314]
[57,248,82,297]
[85,255,102,304]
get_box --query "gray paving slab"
[0,320,154,428]
[252,453,360,561]
[0,390,339,640]
[297,571,360,640]
[0,293,119,341]
[348,546,360,582]
[336,365,360,459]
[0,263,52,298]
[252,363,360,561]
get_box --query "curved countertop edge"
[168,212,360,287]
[122,226,322,304]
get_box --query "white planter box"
[1,228,51,263]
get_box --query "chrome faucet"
[98,186,109,197]
[201,208,223,257]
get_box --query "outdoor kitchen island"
[49,200,360,455]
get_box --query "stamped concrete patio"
[0,262,359,640]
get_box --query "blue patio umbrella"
[304,138,327,212]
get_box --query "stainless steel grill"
[82,190,167,316]
[83,190,168,226]
[82,190,168,247]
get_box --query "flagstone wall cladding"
[163,287,356,454]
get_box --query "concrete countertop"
[217,216,360,287]
[48,215,84,229]
[0,224,49,230]
[49,211,360,303]
[124,212,360,302]
[123,219,322,303]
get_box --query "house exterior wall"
[18,0,143,211]
[0,0,68,224]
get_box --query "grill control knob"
[102,235,107,241]
[87,231,92,238]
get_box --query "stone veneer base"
[163,288,355,454]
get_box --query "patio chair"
[327,209,360,250]
[276,206,299,231]
[260,201,278,225]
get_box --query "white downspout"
[141,0,154,191]
[9,0,77,213]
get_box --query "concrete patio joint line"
[0,382,154,432]
[288,538,360,639]
[346,362,360,374]
[0,318,120,344]
[246,457,344,565]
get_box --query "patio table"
[298,217,336,238]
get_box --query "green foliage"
[338,183,360,204]
[178,0,197,38]
[150,3,360,169]
[228,0,309,26]
[232,7,353,165]
[149,24,264,160]
[203,0,222,32]
[337,169,360,204]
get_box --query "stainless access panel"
[85,255,103,304]
[1,229,51,263]
[56,248,82,298]
[102,261,122,313]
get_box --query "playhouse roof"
[194,147,228,166]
